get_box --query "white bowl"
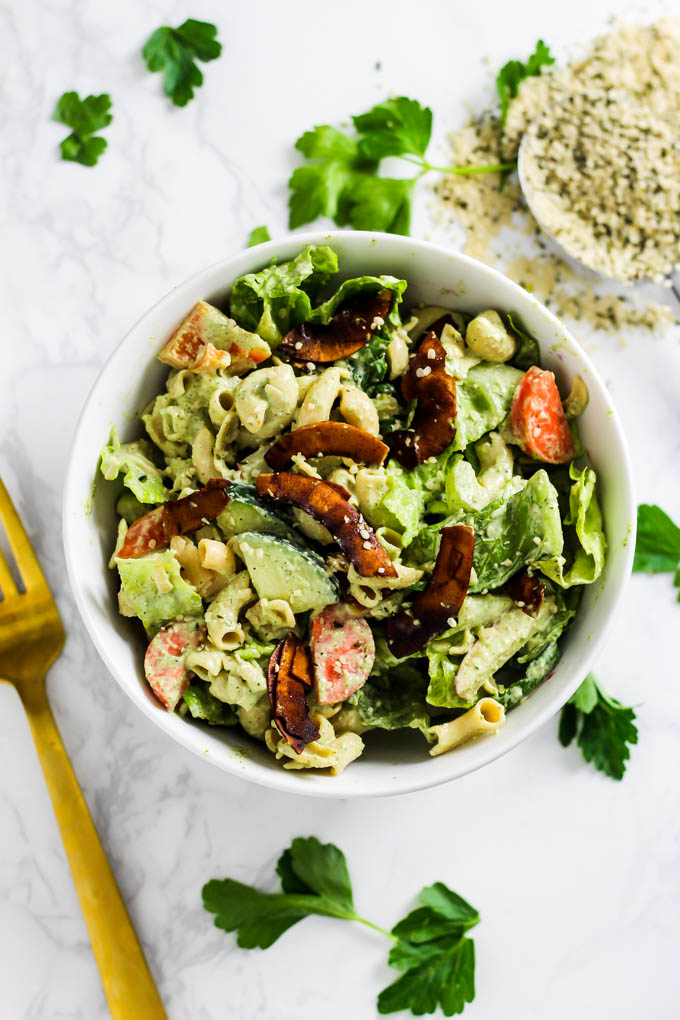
[63,230,635,798]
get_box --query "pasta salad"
[100,245,606,775]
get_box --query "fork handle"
[15,675,167,1019]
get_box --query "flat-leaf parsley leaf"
[203,836,480,1016]
[288,96,514,235]
[633,504,680,594]
[559,674,637,780]
[496,39,555,125]
[142,19,222,107]
[53,91,113,166]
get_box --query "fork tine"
[0,478,47,592]
[0,545,18,599]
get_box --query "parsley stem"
[352,915,398,941]
[400,154,516,176]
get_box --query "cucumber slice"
[236,531,338,613]
[217,482,291,539]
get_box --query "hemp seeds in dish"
[432,19,680,333]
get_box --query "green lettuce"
[349,330,392,392]
[471,470,563,591]
[183,684,238,726]
[116,490,148,524]
[101,428,168,503]
[499,640,561,707]
[537,463,606,587]
[349,666,430,731]
[309,274,406,328]
[454,363,523,451]
[360,461,425,547]
[235,639,277,662]
[517,587,579,662]
[229,244,339,343]
[425,643,470,709]
[506,313,541,371]
[116,550,203,636]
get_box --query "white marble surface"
[2,0,680,1017]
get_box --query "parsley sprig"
[142,19,222,107]
[495,39,555,124]
[203,836,479,1016]
[559,675,638,780]
[289,96,514,235]
[633,503,680,599]
[53,92,113,166]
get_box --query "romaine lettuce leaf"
[359,461,425,547]
[471,469,563,592]
[517,588,579,662]
[506,313,541,371]
[499,640,561,707]
[183,684,238,726]
[425,643,471,709]
[537,463,606,587]
[229,244,339,343]
[101,427,169,503]
[235,639,277,662]
[309,274,407,328]
[349,665,430,731]
[116,550,203,636]
[349,330,391,392]
[116,490,148,524]
[454,363,523,451]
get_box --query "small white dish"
[63,230,635,798]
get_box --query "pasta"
[427,698,506,755]
[204,572,255,649]
[246,598,296,641]
[265,712,364,774]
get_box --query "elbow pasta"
[246,597,296,641]
[387,325,410,379]
[427,698,505,756]
[338,384,380,435]
[170,535,228,599]
[186,646,267,712]
[204,571,255,649]
[235,365,298,439]
[296,367,343,427]
[192,427,217,484]
[265,712,364,774]
[465,310,517,363]
[198,538,237,575]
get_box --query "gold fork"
[0,478,167,1019]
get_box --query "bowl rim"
[62,229,636,799]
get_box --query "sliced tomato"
[309,603,375,705]
[510,366,574,464]
[144,620,204,710]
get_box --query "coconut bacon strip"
[279,289,392,363]
[255,472,397,579]
[265,421,389,471]
[386,525,474,658]
[117,479,230,559]
[267,633,320,753]
[505,568,545,616]
[389,333,457,468]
